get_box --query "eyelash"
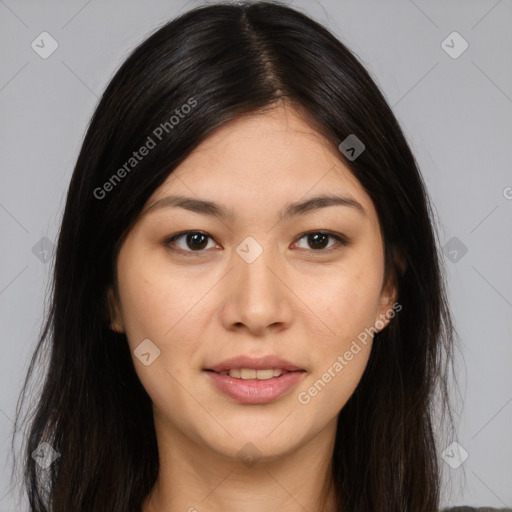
[163,230,351,258]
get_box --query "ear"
[375,288,401,332]
[374,270,399,333]
[374,247,405,332]
[105,285,125,333]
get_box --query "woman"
[11,1,504,511]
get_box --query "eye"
[163,230,350,257]
[292,231,350,252]
[164,231,219,256]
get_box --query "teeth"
[240,368,256,379]
[218,368,286,380]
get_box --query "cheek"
[117,244,183,334]
[117,268,206,406]
[117,256,208,371]
[304,260,383,343]
[294,257,382,411]
[297,329,373,420]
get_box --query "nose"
[219,241,294,336]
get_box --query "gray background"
[1,0,511,509]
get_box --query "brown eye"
[165,231,217,255]
[307,232,329,250]
[294,231,349,252]
[184,232,209,250]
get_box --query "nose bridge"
[222,234,292,333]
[235,235,280,301]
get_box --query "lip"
[205,355,304,373]
[204,370,306,404]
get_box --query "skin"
[108,101,397,512]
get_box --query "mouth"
[203,355,306,403]
[205,368,304,380]
[203,367,306,404]
[205,354,305,375]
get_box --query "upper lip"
[205,355,305,373]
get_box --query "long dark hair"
[11,1,459,510]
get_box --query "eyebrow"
[143,193,366,221]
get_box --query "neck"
[142,415,339,512]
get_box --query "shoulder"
[442,508,512,512]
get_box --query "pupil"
[309,233,328,249]
[187,233,207,250]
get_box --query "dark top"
[136,506,510,511]
[442,508,512,511]
[137,505,511,511]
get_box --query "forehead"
[177,104,342,177]
[146,103,377,224]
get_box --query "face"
[108,102,397,462]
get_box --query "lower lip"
[204,370,306,404]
